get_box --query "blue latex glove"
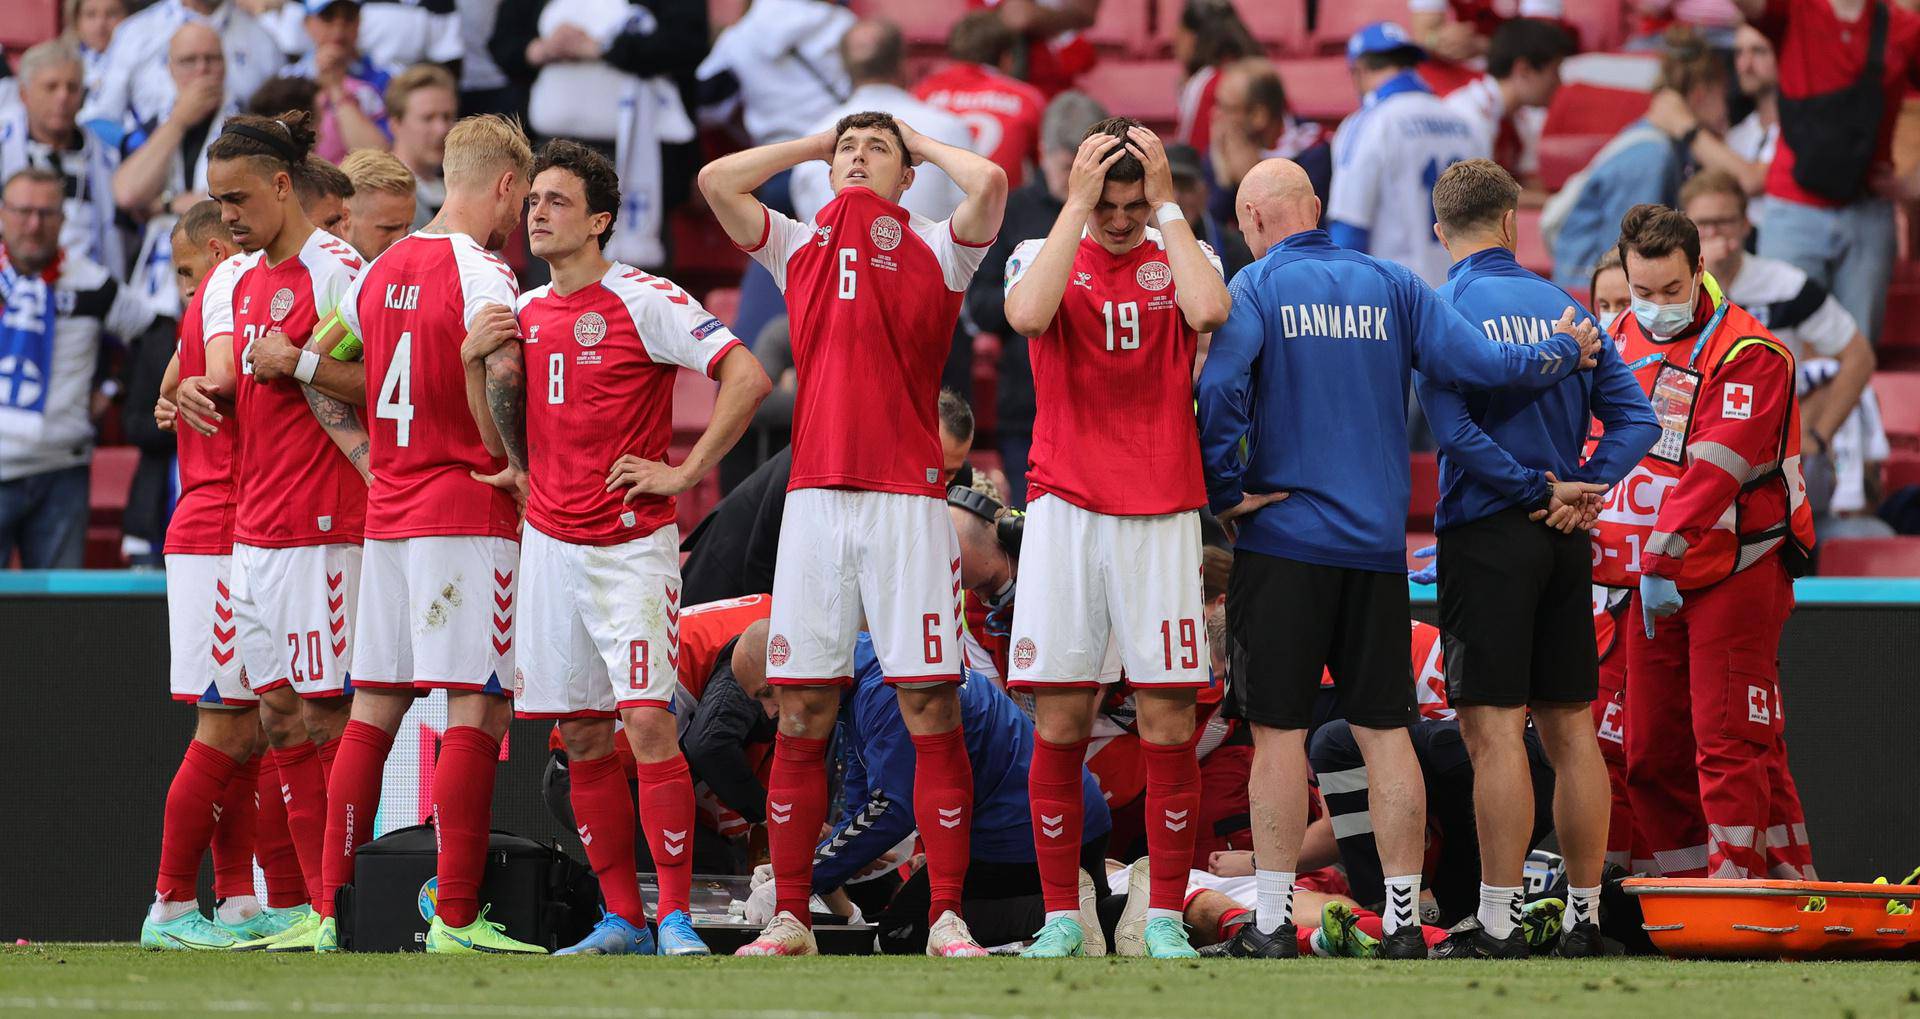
[1408,544,1437,585]
[1639,574,1684,637]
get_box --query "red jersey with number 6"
[1005,228,1219,516]
[164,275,237,555]
[339,231,521,541]
[742,186,991,497]
[516,263,743,546]
[222,231,365,548]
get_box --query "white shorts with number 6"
[230,542,362,698]
[514,523,682,718]
[1007,495,1208,689]
[766,488,961,685]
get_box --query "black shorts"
[1225,550,1415,730]
[1436,506,1599,707]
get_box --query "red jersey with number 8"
[1005,228,1218,516]
[743,186,991,497]
[223,231,365,548]
[339,231,521,541]
[516,264,743,546]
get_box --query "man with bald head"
[1193,157,1603,959]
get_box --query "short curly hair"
[531,139,621,250]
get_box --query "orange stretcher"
[1624,878,1920,959]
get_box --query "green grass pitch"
[2,946,1919,1018]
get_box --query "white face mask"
[1597,309,1621,333]
[1631,275,1700,338]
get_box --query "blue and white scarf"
[0,250,59,439]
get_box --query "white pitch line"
[0,997,1057,1019]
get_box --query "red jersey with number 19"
[164,276,237,555]
[223,231,365,548]
[1005,228,1219,515]
[339,231,521,540]
[743,186,991,497]
[517,263,743,546]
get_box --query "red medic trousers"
[1623,555,1814,879]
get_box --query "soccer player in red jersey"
[999,118,1230,959]
[310,114,541,955]
[487,140,769,956]
[913,12,1047,189]
[699,112,1008,957]
[172,116,369,952]
[142,201,301,949]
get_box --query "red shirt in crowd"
[914,61,1047,189]
[1755,0,1920,208]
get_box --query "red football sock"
[319,720,393,918]
[568,751,646,927]
[271,740,328,904]
[1028,736,1088,916]
[1218,906,1252,942]
[767,733,830,927]
[432,726,501,929]
[1142,738,1201,913]
[255,756,306,908]
[155,741,242,901]
[317,737,340,781]
[211,753,262,899]
[635,752,697,918]
[909,726,973,924]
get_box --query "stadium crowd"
[0,0,1913,961]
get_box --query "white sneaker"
[734,911,818,957]
[926,910,989,957]
[1078,869,1107,957]
[1113,861,1152,957]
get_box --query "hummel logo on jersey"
[1163,808,1189,832]
[384,284,420,311]
[576,823,593,847]
[770,801,793,825]
[1039,813,1065,839]
[937,807,963,829]
[662,829,687,857]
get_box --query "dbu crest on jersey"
[1135,261,1172,292]
[574,312,607,347]
[870,215,903,251]
[269,287,296,322]
[1012,637,1037,670]
[767,634,792,667]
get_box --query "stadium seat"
[0,0,57,52]
[1076,59,1185,128]
[1408,451,1439,530]
[1881,279,1920,369]
[1537,81,1651,191]
[848,0,954,45]
[1084,0,1152,53]
[1559,0,1627,53]
[1883,449,1920,492]
[1275,57,1359,123]
[1817,537,1920,576]
[1515,207,1551,277]
[1310,0,1410,55]
[701,286,741,331]
[1875,372,1920,450]
[1234,1,1310,55]
[673,368,718,441]
[88,447,138,526]
[1405,532,1436,568]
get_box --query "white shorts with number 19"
[765,488,962,685]
[513,523,682,718]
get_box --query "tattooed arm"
[483,342,528,470]
[305,386,373,485]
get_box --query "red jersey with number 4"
[517,264,744,546]
[222,232,364,548]
[164,278,237,555]
[1005,228,1218,515]
[744,187,991,497]
[339,231,521,541]
[913,62,1046,189]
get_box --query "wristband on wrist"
[294,349,321,384]
[1154,202,1186,227]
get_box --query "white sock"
[149,896,196,923]
[1146,907,1183,923]
[1569,885,1601,926]
[1254,869,1295,934]
[215,895,261,924]
[1045,909,1077,926]
[1383,875,1421,935]
[1477,883,1523,939]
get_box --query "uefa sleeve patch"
[1721,382,1753,420]
[691,317,726,340]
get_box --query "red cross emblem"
[1722,383,1753,420]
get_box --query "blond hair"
[441,114,534,189]
[341,148,417,197]
[384,62,457,122]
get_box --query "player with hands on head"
[507,139,770,957]
[698,110,1007,958]
[999,117,1228,960]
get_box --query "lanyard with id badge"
[1645,300,1730,466]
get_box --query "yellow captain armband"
[318,311,362,361]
